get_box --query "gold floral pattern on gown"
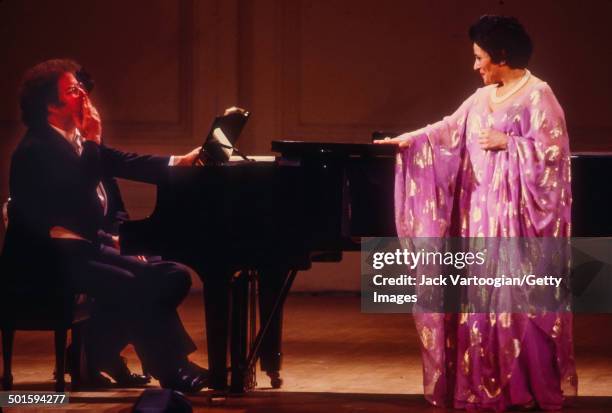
[395,81,577,410]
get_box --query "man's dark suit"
[2,123,196,378]
[100,174,131,235]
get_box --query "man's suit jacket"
[2,123,170,275]
[101,174,130,236]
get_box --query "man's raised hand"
[80,95,102,144]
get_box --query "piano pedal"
[266,370,283,389]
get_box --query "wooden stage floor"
[3,293,612,412]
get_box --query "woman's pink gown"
[394,80,577,410]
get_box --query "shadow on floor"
[62,390,612,413]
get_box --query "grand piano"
[120,141,612,393]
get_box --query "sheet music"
[212,127,233,160]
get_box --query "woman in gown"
[375,16,577,411]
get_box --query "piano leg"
[202,266,297,394]
[240,268,297,391]
[230,270,255,393]
[202,268,232,391]
[228,268,288,393]
[257,267,288,388]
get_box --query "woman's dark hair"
[19,59,81,128]
[469,15,533,69]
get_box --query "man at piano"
[2,59,209,393]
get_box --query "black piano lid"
[272,141,612,160]
[271,140,396,157]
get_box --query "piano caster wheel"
[266,371,283,389]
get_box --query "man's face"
[48,72,85,126]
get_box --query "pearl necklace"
[490,70,531,103]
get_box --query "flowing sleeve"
[395,91,477,237]
[506,83,572,237]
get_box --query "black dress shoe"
[111,371,151,388]
[77,372,114,390]
[60,351,114,390]
[159,362,208,394]
[101,357,151,388]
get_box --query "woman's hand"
[373,133,414,148]
[478,129,508,151]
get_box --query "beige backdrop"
[1,0,611,291]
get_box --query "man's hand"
[174,147,204,166]
[79,95,102,144]
[478,129,508,151]
[223,106,245,116]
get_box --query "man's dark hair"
[19,59,80,128]
[469,15,533,69]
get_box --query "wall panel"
[2,0,611,290]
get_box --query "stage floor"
[3,293,612,412]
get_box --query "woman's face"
[473,43,502,85]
